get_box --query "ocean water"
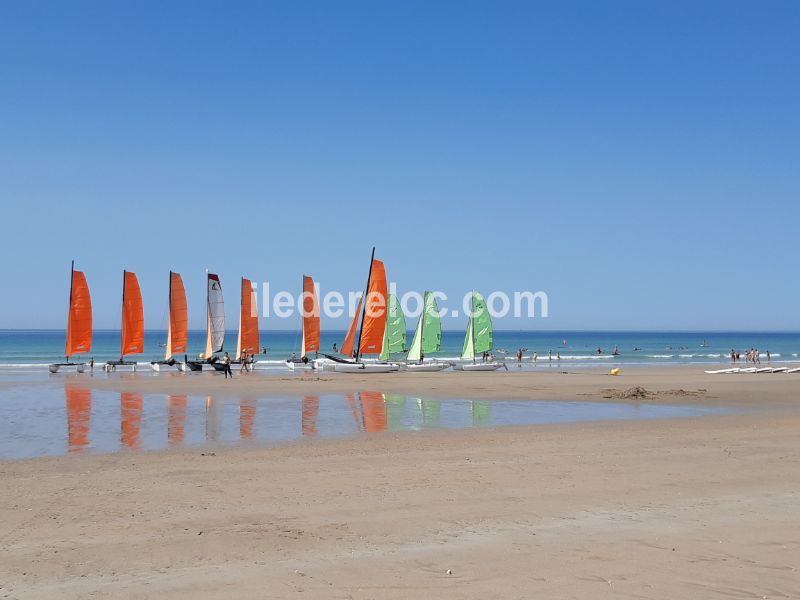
[0,329,797,369]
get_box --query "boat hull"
[48,363,86,374]
[150,361,188,372]
[452,362,506,371]
[333,363,400,373]
[286,360,315,371]
[401,362,451,372]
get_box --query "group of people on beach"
[731,348,769,364]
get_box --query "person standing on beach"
[731,349,736,363]
[533,351,538,363]
[333,343,338,353]
[240,350,248,372]
[767,350,771,363]
[754,348,760,364]
[548,350,552,363]
[222,352,233,378]
[517,349,523,365]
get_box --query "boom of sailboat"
[49,249,507,374]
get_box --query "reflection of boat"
[332,248,399,373]
[287,275,320,371]
[403,291,449,372]
[187,272,225,372]
[50,261,92,373]
[302,396,320,436]
[168,395,187,447]
[151,271,189,372]
[120,391,143,450]
[240,398,256,440]
[65,383,91,452]
[105,271,144,371]
[452,290,505,371]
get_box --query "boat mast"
[120,270,126,362]
[420,292,426,363]
[354,246,376,363]
[167,270,172,360]
[471,290,476,364]
[66,260,74,363]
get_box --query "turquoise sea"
[0,329,797,369]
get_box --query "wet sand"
[2,367,799,598]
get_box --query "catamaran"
[452,290,506,371]
[151,271,189,372]
[187,272,225,371]
[329,248,399,373]
[105,270,145,371]
[402,291,450,371]
[50,261,92,373]
[286,275,320,370]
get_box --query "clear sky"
[1,1,798,331]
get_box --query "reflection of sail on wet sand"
[240,398,256,441]
[359,391,387,433]
[205,396,222,442]
[302,396,320,436]
[168,395,187,448]
[345,393,362,432]
[415,398,442,428]
[384,393,406,431]
[65,384,91,453]
[471,400,492,427]
[121,392,143,450]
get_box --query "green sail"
[421,292,441,354]
[380,294,406,360]
[471,291,493,354]
[461,317,475,360]
[408,292,441,361]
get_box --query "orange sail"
[66,384,91,453]
[165,272,188,360]
[341,295,363,357]
[301,275,320,357]
[121,391,143,450]
[65,267,92,357]
[236,278,260,360]
[359,260,387,355]
[121,271,144,356]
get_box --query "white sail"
[205,273,225,356]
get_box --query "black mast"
[120,270,126,363]
[354,246,376,362]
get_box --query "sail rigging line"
[354,246,376,362]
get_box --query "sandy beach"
[2,367,799,598]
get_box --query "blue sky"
[1,1,798,330]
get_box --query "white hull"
[401,362,451,372]
[49,363,86,374]
[333,363,400,373]
[150,362,188,372]
[286,360,315,371]
[452,361,506,371]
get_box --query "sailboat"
[187,272,225,371]
[105,270,144,371]
[379,294,407,361]
[286,275,320,370]
[331,248,399,373]
[50,261,92,373]
[150,271,189,372]
[402,291,450,371]
[213,277,259,371]
[452,290,506,371]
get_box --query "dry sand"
[2,366,799,598]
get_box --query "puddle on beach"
[0,381,725,459]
